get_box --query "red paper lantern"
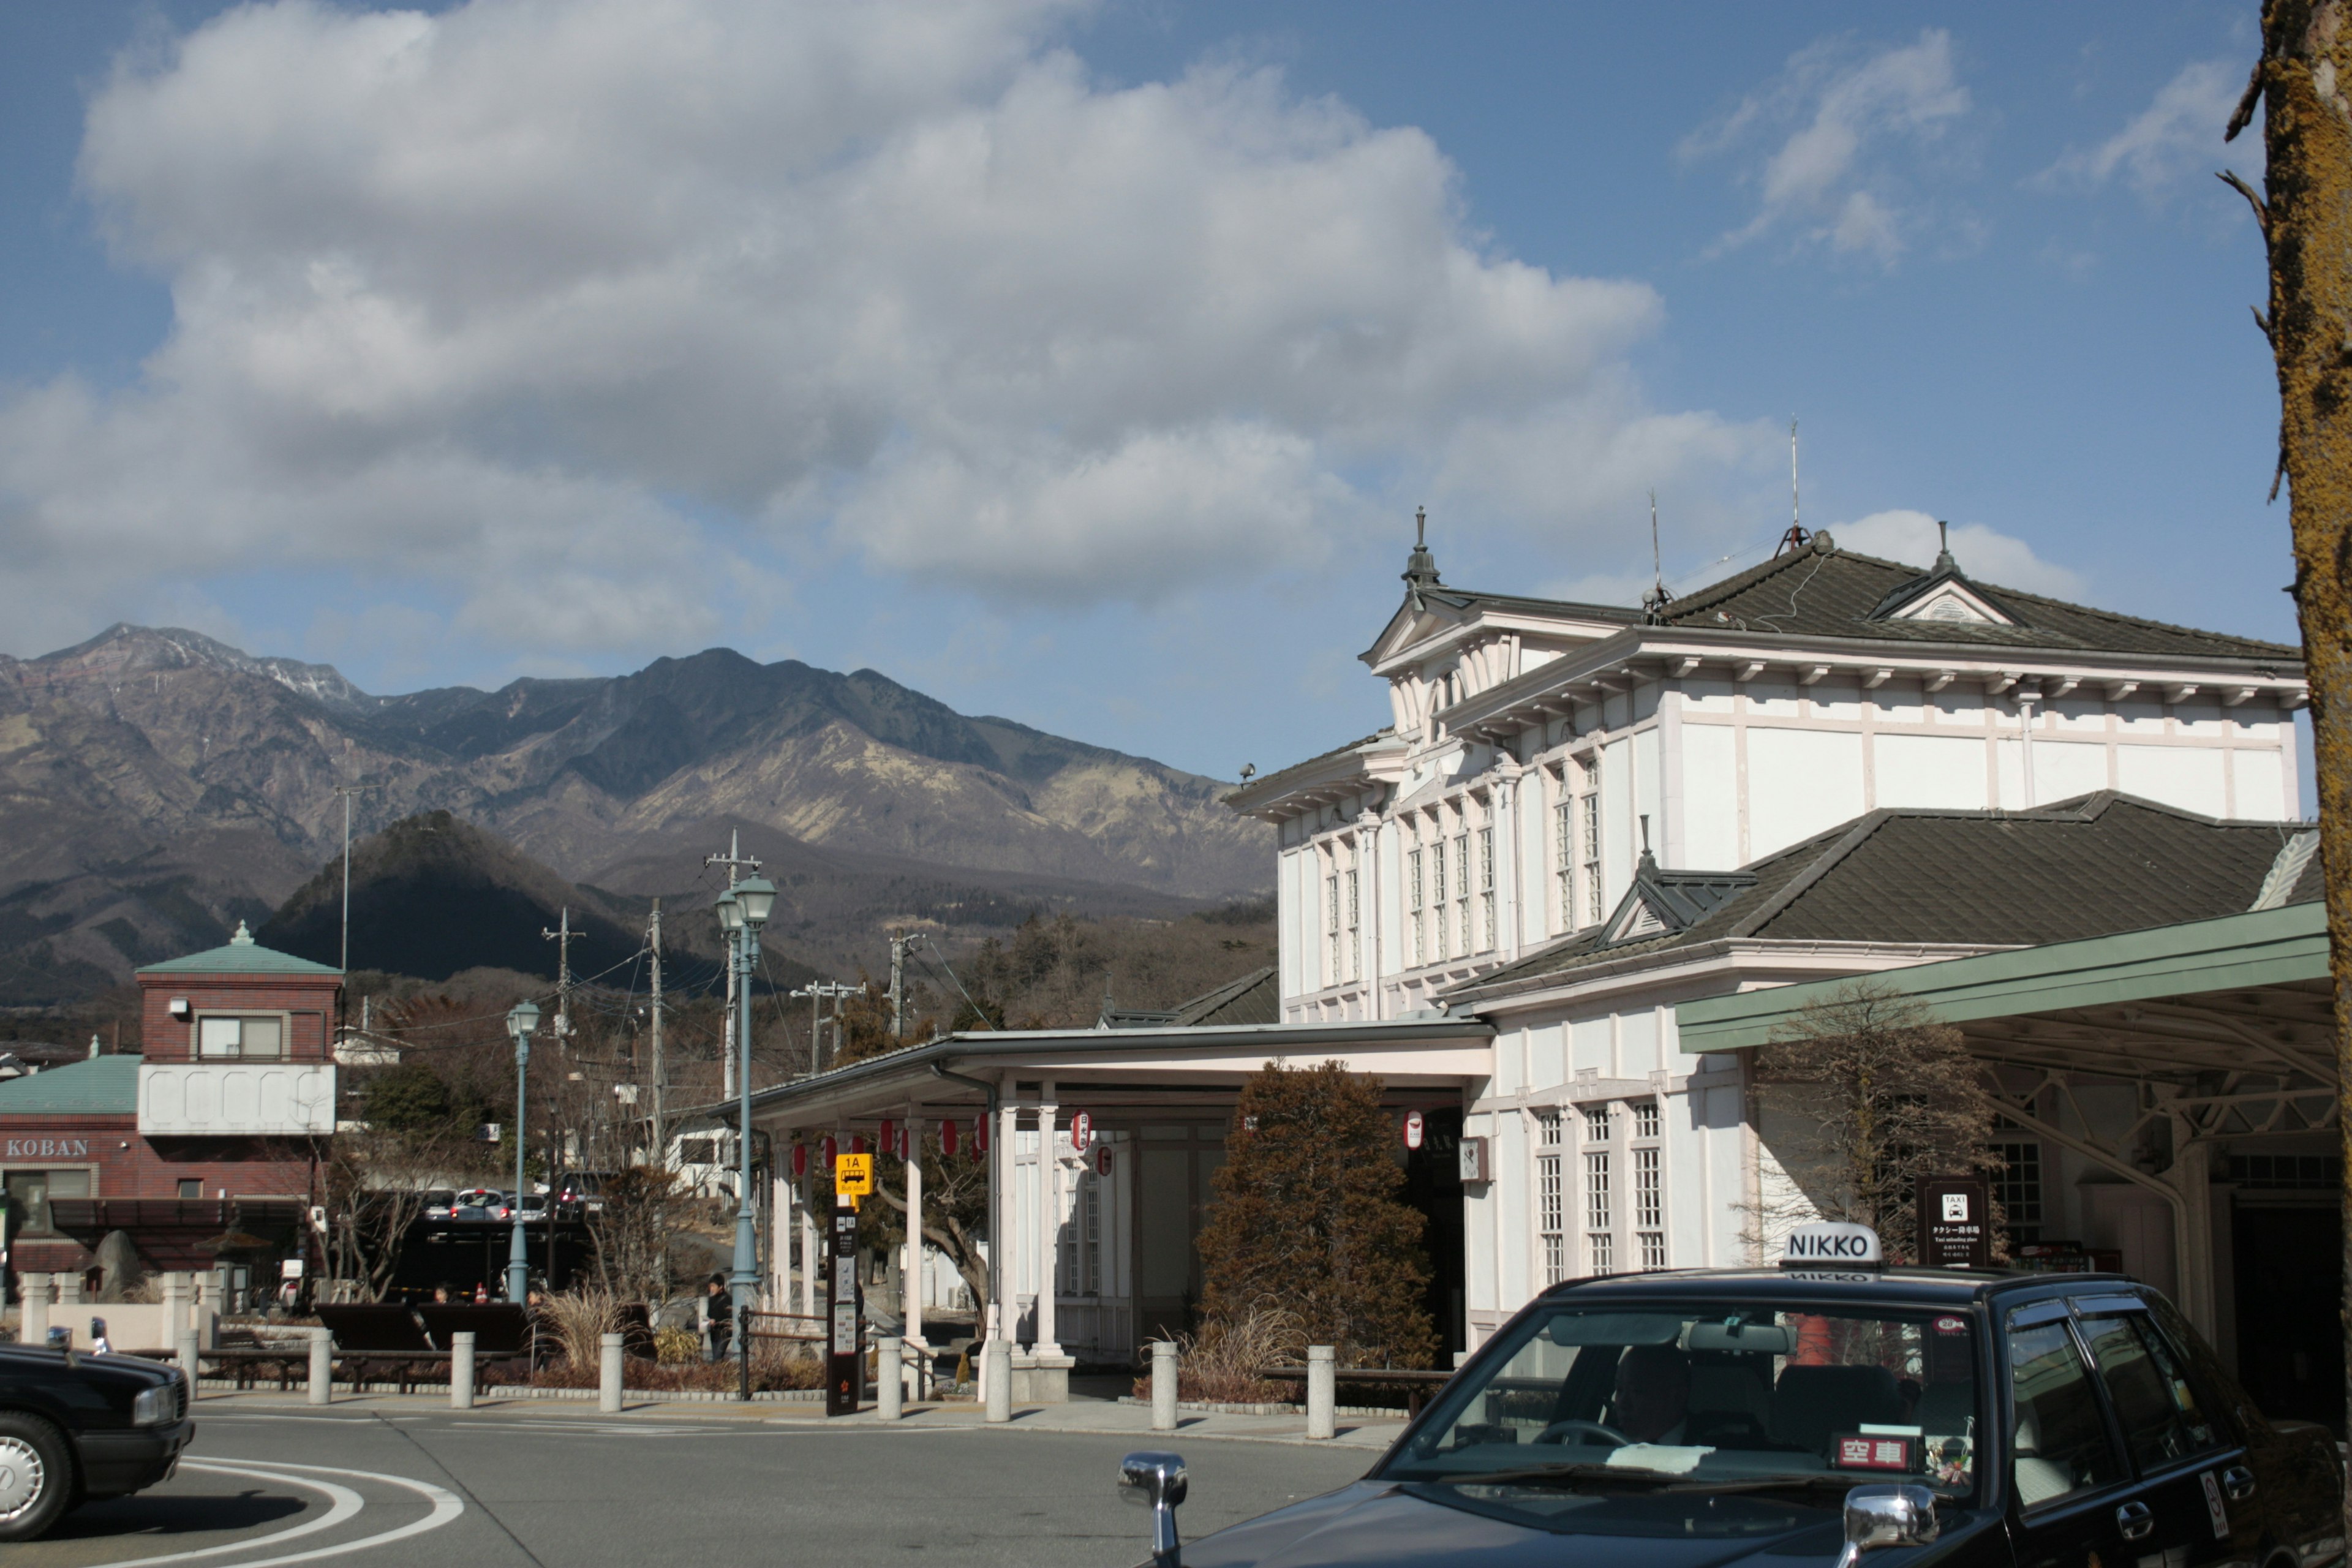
[896,1126,910,1159]
[878,1118,895,1152]
[940,1119,959,1158]
[1069,1110,1093,1154]
[850,1134,867,1156]
[1095,1145,1112,1177]
[791,1142,808,1178]
[973,1115,989,1156]
[821,1134,837,1169]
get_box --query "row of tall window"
[1552,755,1602,933]
[1404,807,1496,968]
[1536,1098,1664,1283]
[1324,859,1361,989]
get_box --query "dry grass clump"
[1132,1303,1302,1405]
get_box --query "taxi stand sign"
[1780,1221,1884,1269]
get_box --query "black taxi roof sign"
[1780,1221,1883,1268]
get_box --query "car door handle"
[2116,1501,2156,1541]
[2221,1466,2256,1502]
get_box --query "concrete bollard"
[18,1273,50,1347]
[878,1339,903,1421]
[1151,1340,1178,1433]
[178,1331,200,1398]
[598,1332,624,1413]
[1305,1345,1336,1440]
[451,1331,477,1410]
[983,1341,1011,1424]
[307,1328,332,1405]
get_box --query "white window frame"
[1537,1110,1564,1284]
[1477,824,1496,952]
[194,1012,289,1061]
[1579,764,1602,927]
[1407,846,1425,967]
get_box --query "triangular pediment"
[1597,861,1761,949]
[1869,568,2018,627]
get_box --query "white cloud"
[1830,509,2084,598]
[2038,59,2240,197]
[1684,30,1972,267]
[0,0,1774,661]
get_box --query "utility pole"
[888,930,907,1038]
[329,782,383,1041]
[704,832,763,1101]
[789,980,867,1076]
[647,900,665,1169]
[540,908,574,1052]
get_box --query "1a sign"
[835,1152,874,1200]
[1916,1175,1991,1269]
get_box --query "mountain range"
[0,625,1268,1002]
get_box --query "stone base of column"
[1009,1351,1074,1404]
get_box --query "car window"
[2007,1317,2124,1509]
[2078,1313,2218,1471]
[1386,1302,1980,1499]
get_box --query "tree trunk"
[2231,0,2352,1521]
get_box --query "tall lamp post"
[714,876,776,1401]
[505,1000,540,1305]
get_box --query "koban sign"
[3,1139,90,1160]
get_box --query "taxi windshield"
[1383,1300,1981,1506]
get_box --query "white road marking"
[75,1464,360,1568]
[83,1460,464,1568]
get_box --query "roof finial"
[1642,491,1674,624]
[1402,505,1442,597]
[1774,417,1811,557]
[230,921,255,946]
[1934,519,1957,574]
[1637,813,1657,872]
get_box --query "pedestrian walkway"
[175,1387,1406,1448]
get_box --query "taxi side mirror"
[1834,1483,1939,1568]
[1118,1450,1188,1566]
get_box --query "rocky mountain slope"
[0,625,1267,1001]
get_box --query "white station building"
[748,527,2320,1398]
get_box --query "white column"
[902,1114,925,1355]
[1035,1088,1061,1357]
[799,1197,818,1321]
[997,1097,1022,1349]
[18,1273,50,1344]
[769,1174,792,1310]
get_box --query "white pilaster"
[997,1096,1021,1349]
[799,1201,817,1320]
[903,1114,925,1354]
[1034,1087,1061,1358]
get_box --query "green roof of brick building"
[135,921,341,978]
[0,1054,141,1115]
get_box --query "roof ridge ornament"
[1402,505,1442,605]
[230,921,255,946]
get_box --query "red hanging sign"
[1095,1145,1112,1177]
[973,1115,989,1156]
[895,1125,910,1159]
[1069,1110,1093,1154]
[821,1134,837,1170]
[878,1118,895,1153]
[940,1119,959,1158]
[850,1133,867,1156]
[791,1142,808,1178]
[1403,1110,1425,1151]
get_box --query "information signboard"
[826,1201,863,1416]
[1915,1175,1992,1269]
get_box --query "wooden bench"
[1259,1364,1455,1416]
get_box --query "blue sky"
[0,1,2299,790]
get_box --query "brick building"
[0,924,336,1294]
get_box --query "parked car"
[1122,1222,2342,1568]
[451,1188,504,1220]
[511,1192,549,1222]
[421,1188,459,1221]
[552,1171,612,1216]
[0,1341,194,1540]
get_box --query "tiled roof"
[137,922,341,978]
[1224,729,1396,803]
[1453,793,2312,998]
[0,1054,141,1115]
[1657,538,2295,660]
[1170,966,1279,1027]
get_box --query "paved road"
[19,1400,1382,1567]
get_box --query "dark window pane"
[2008,1319,2123,1507]
[2081,1314,2216,1468]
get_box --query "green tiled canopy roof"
[0,1054,140,1115]
[135,921,341,978]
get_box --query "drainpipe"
[932,1061,1001,1347]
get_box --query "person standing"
[703,1274,732,1363]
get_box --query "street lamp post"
[505,1000,540,1305]
[714,876,775,1401]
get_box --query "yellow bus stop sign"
[835,1152,874,1202]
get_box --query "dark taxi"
[1119,1223,2343,1568]
[0,1340,194,1540]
